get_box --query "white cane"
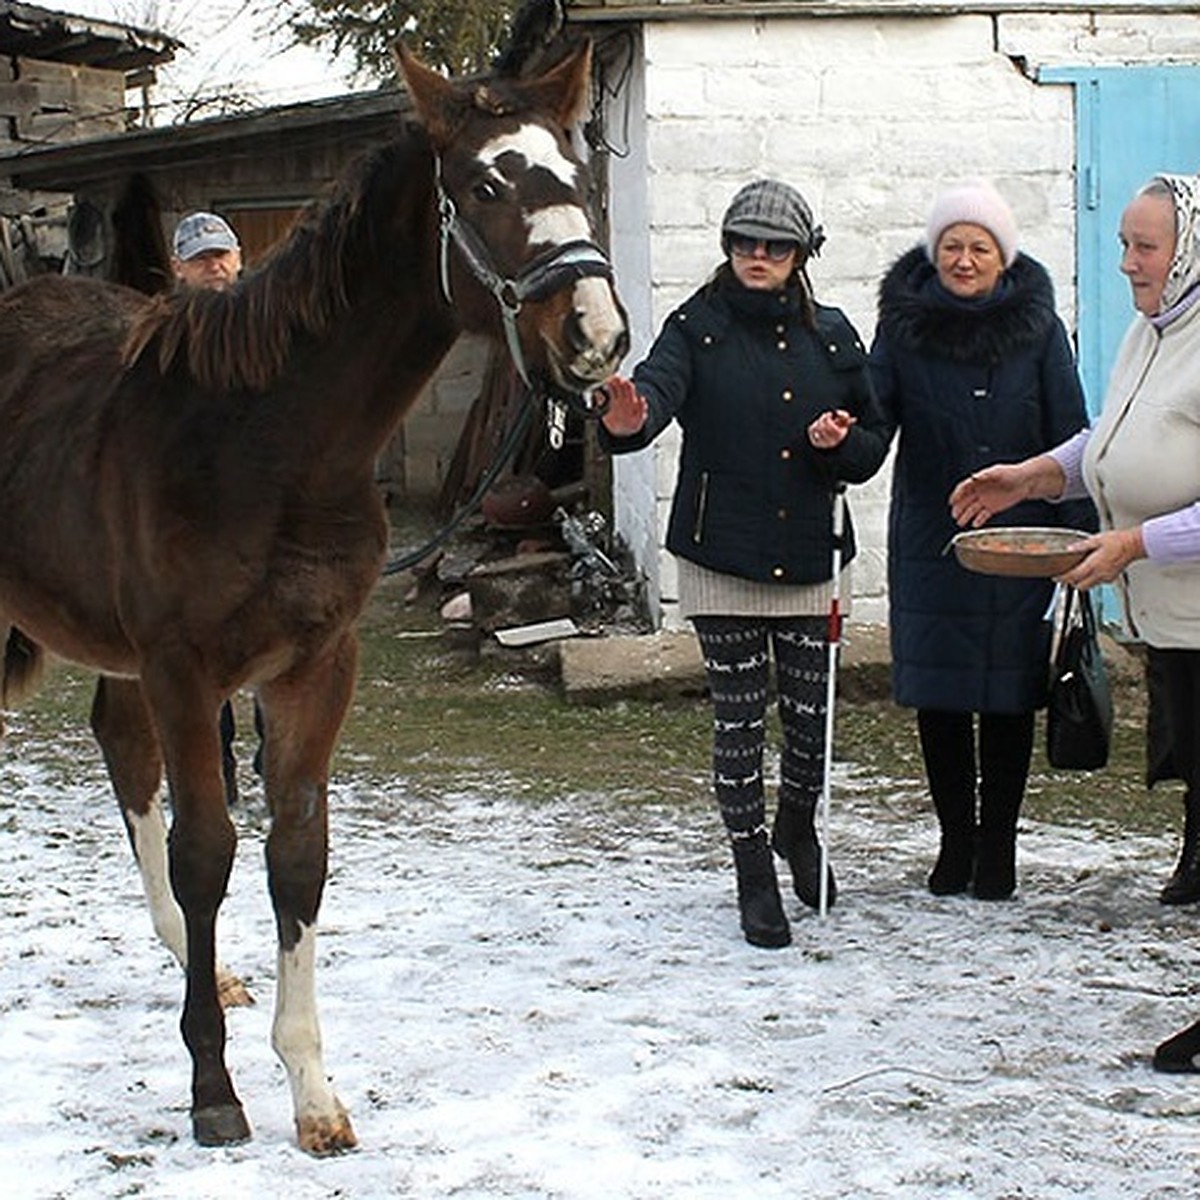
[818,485,847,919]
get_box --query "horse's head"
[398,41,629,399]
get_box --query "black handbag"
[1046,586,1113,770]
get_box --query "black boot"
[918,710,977,896]
[973,828,1017,901]
[972,713,1032,901]
[732,830,791,949]
[974,782,1019,901]
[1153,1019,1200,1073]
[928,831,977,896]
[771,802,837,911]
[1160,805,1200,905]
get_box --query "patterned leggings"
[692,615,830,836]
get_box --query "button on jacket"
[601,277,889,585]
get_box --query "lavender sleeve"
[1143,505,1200,564]
[1045,430,1091,501]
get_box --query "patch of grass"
[8,571,1182,844]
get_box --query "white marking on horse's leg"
[127,800,186,966]
[273,923,354,1153]
[126,798,253,1006]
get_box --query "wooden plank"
[16,57,125,117]
[0,81,37,121]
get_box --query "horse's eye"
[471,180,501,203]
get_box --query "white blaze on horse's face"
[476,123,627,386]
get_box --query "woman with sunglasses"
[869,181,1094,903]
[599,179,889,948]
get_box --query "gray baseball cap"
[173,211,240,260]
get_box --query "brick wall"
[604,9,1200,628]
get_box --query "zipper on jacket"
[693,471,709,543]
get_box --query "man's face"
[172,247,242,292]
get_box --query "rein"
[381,387,535,576]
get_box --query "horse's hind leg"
[258,633,359,1155]
[91,676,251,1007]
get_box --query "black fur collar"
[876,245,1058,364]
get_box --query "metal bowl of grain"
[950,527,1093,578]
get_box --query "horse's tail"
[2,626,45,709]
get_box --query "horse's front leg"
[141,660,250,1148]
[257,632,359,1155]
[90,676,252,1008]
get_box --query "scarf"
[1150,173,1200,330]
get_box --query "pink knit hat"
[925,180,1019,267]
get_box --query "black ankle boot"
[772,803,837,911]
[1153,1019,1200,1073]
[973,828,1017,900]
[928,833,975,896]
[731,830,791,949]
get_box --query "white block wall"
[605,9,1200,628]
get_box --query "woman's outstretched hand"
[949,465,1029,528]
[599,375,648,437]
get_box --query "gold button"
[777,340,787,351]
[781,389,793,402]
[778,508,788,519]
[780,447,792,460]
[772,566,785,579]
[703,334,714,345]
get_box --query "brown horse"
[0,43,627,1155]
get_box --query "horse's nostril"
[565,309,589,354]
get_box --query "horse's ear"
[515,39,593,129]
[394,42,464,146]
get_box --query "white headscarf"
[1147,173,1200,326]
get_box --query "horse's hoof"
[192,1103,252,1147]
[217,968,255,1009]
[297,1107,357,1156]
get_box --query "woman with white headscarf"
[949,173,1200,1071]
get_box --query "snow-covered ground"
[2,718,1199,1199]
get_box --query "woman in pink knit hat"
[869,180,1096,901]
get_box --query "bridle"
[434,157,613,424]
[381,160,616,577]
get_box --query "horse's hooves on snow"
[192,1103,252,1147]
[297,1110,358,1156]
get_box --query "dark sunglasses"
[728,235,799,262]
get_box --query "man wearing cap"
[868,180,1095,903]
[598,179,890,949]
[171,210,242,292]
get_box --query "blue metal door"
[1041,66,1200,411]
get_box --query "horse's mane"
[123,125,432,394]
